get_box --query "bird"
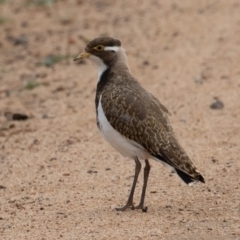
[74,36,205,212]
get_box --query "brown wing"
[100,77,204,182]
[101,79,174,156]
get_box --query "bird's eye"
[94,45,104,51]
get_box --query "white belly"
[97,96,151,160]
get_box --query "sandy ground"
[0,0,240,239]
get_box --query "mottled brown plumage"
[97,68,203,181]
[75,36,205,212]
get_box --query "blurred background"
[0,0,240,239]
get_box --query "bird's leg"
[135,159,151,212]
[116,157,141,211]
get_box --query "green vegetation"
[0,17,7,25]
[24,81,42,90]
[0,0,8,4]
[26,0,59,7]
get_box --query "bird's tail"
[153,152,205,185]
[152,133,205,185]
[174,168,205,185]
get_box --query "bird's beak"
[73,51,90,61]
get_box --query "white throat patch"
[88,46,127,82]
[89,55,108,83]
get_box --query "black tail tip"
[197,174,205,184]
[175,168,205,185]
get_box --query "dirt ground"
[0,0,240,239]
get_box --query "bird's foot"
[115,201,134,211]
[135,204,148,212]
[115,202,148,212]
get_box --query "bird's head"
[74,37,127,68]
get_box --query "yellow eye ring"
[93,45,104,51]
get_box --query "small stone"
[63,173,70,176]
[210,98,224,110]
[211,157,217,163]
[87,170,98,174]
[4,112,29,121]
[13,35,28,46]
